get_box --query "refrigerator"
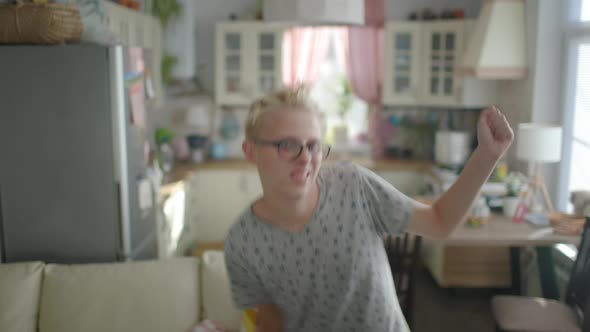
[0,45,159,263]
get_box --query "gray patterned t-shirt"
[224,161,414,332]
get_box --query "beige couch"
[0,252,242,332]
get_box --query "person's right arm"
[256,303,283,332]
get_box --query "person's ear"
[243,140,257,163]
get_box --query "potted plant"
[503,172,528,217]
[153,0,182,86]
[155,128,176,173]
[333,78,353,145]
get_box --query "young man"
[224,86,514,332]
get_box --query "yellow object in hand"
[242,309,257,332]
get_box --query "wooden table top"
[432,213,581,246]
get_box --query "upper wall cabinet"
[383,20,497,108]
[215,22,285,106]
[383,22,423,105]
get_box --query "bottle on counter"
[468,196,491,227]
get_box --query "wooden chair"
[583,302,590,332]
[492,217,590,332]
[384,233,422,329]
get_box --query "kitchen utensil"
[187,135,209,163]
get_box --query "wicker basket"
[549,213,586,235]
[0,3,83,44]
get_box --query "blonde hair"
[245,85,321,140]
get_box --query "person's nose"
[296,146,312,164]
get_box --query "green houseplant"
[153,0,181,28]
[333,78,353,144]
[153,0,182,86]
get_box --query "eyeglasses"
[254,138,331,161]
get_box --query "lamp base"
[520,162,555,214]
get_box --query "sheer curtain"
[282,27,332,87]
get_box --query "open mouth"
[291,169,310,184]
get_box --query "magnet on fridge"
[138,178,153,211]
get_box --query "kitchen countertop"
[159,158,438,197]
[441,213,581,246]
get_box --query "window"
[556,0,590,259]
[559,1,590,213]
[582,0,590,21]
[309,33,369,146]
[565,43,590,196]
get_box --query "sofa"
[0,251,243,332]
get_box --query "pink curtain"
[282,27,332,87]
[334,0,386,157]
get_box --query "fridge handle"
[0,185,6,263]
[114,182,126,261]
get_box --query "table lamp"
[516,123,563,213]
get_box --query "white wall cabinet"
[383,23,423,105]
[421,21,465,105]
[102,1,162,53]
[215,22,285,106]
[174,167,440,253]
[179,169,261,247]
[383,20,496,108]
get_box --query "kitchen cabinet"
[421,21,465,105]
[103,1,161,49]
[182,169,261,244]
[377,170,439,197]
[215,22,285,106]
[421,243,511,288]
[383,22,423,105]
[173,162,434,248]
[383,20,496,107]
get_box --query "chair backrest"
[383,233,422,328]
[583,300,590,332]
[565,217,590,325]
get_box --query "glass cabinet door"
[384,23,422,105]
[258,32,275,93]
[224,32,243,95]
[393,32,412,94]
[423,22,464,104]
[442,32,456,96]
[256,31,282,95]
[217,24,286,105]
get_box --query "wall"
[530,0,567,208]
[388,0,480,20]
[497,0,567,205]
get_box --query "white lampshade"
[263,0,364,25]
[516,123,562,162]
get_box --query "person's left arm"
[408,106,514,239]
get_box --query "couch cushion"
[201,250,242,332]
[492,295,581,332]
[0,261,44,332]
[39,258,199,332]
